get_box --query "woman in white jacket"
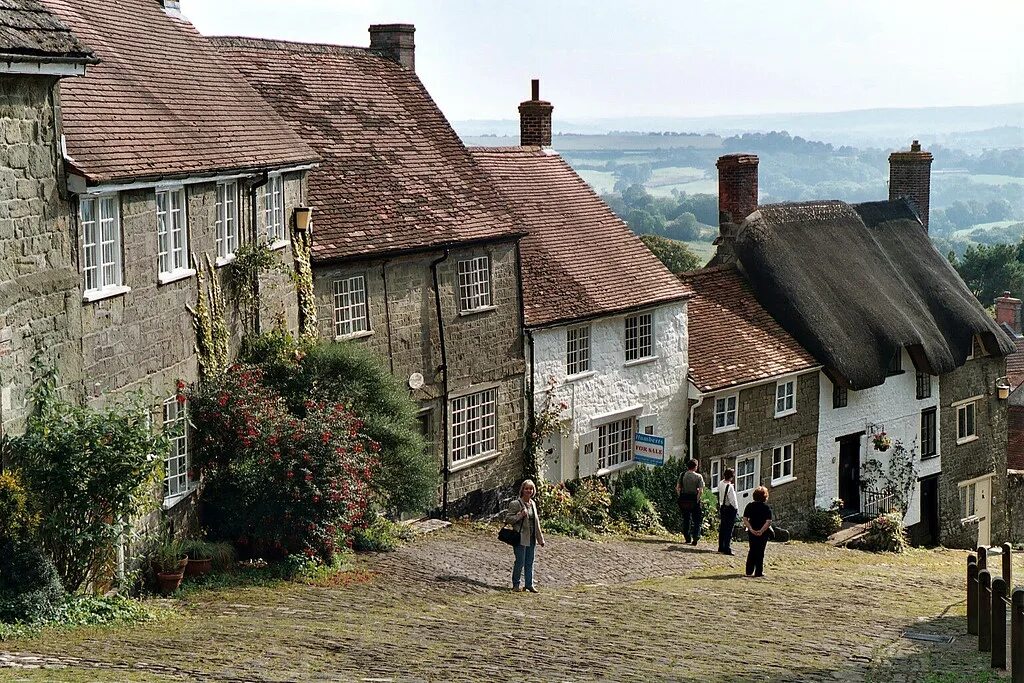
[717,468,739,555]
[505,479,546,592]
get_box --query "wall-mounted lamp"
[294,206,314,231]
[996,376,1011,401]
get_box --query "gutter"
[312,233,528,267]
[687,380,704,462]
[517,241,536,479]
[524,294,694,332]
[430,250,451,517]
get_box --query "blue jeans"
[512,544,536,589]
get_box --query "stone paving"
[0,524,1011,682]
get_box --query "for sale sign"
[634,433,666,466]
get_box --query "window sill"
[770,475,797,487]
[335,330,373,342]
[83,284,131,303]
[459,305,496,318]
[158,268,197,286]
[162,486,196,510]
[449,449,500,473]
[269,239,290,251]
[774,409,797,419]
[960,515,980,525]
[596,459,637,478]
[215,254,237,268]
[713,424,739,435]
[624,356,658,368]
[921,453,940,461]
[565,370,596,383]
[956,435,980,446]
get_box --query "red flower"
[176,379,186,391]
[287,471,294,479]
[305,473,313,482]
[176,394,186,404]
[218,394,229,407]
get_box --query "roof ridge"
[210,35,379,59]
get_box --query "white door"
[976,478,992,548]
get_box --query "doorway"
[919,474,940,546]
[838,434,861,513]
[960,475,994,548]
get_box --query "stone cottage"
[708,144,1013,548]
[471,81,692,483]
[214,27,528,515]
[12,0,320,518]
[680,266,820,524]
[992,292,1024,542]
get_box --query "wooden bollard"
[1004,542,1013,586]
[1012,589,1023,683]
[980,546,989,571]
[980,570,992,652]
[993,577,1008,669]
[969,557,980,636]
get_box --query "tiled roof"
[213,38,524,262]
[1008,406,1024,471]
[40,0,318,184]
[470,146,691,327]
[0,0,93,62]
[1007,335,1024,392]
[681,265,819,393]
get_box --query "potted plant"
[872,431,891,452]
[153,538,188,595]
[182,539,214,578]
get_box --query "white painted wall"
[815,348,940,526]
[528,301,689,482]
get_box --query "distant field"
[576,169,617,194]
[683,240,716,265]
[952,220,1020,240]
[648,166,706,186]
[462,133,723,152]
[649,178,719,197]
[936,172,1024,187]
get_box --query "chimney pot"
[369,24,416,71]
[519,78,553,147]
[889,139,933,232]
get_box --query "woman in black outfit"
[742,486,772,577]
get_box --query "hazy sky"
[186,1,1023,122]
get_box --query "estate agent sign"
[634,433,666,466]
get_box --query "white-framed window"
[960,481,977,520]
[215,181,239,261]
[597,416,635,471]
[451,387,498,464]
[566,325,591,376]
[736,453,757,494]
[264,173,285,245]
[163,396,190,499]
[775,379,796,417]
[956,400,978,444]
[333,275,370,338]
[713,393,738,433]
[156,187,189,277]
[625,312,654,362]
[81,193,122,294]
[457,256,492,312]
[771,443,794,484]
[710,459,722,489]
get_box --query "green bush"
[862,512,909,553]
[568,478,612,529]
[614,458,689,533]
[0,594,152,640]
[0,539,65,624]
[536,478,611,536]
[805,506,843,541]
[610,487,665,534]
[540,516,593,539]
[0,472,35,542]
[700,488,720,540]
[352,514,413,552]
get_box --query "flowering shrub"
[862,511,908,553]
[536,477,611,534]
[190,364,377,561]
[871,430,891,452]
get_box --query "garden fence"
[966,542,1023,680]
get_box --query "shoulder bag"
[498,524,519,546]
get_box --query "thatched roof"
[0,0,93,63]
[734,199,1013,389]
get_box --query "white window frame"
[450,386,499,469]
[566,325,592,377]
[596,415,635,473]
[771,443,795,485]
[709,459,722,490]
[156,186,193,283]
[960,481,978,522]
[457,256,493,313]
[954,396,980,445]
[81,193,127,300]
[264,173,286,247]
[163,396,192,502]
[713,393,739,434]
[735,452,759,497]
[333,275,371,339]
[624,312,655,363]
[775,379,796,417]
[215,181,240,265]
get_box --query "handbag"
[677,491,698,512]
[498,525,518,546]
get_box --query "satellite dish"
[408,372,425,390]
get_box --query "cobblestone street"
[0,525,1007,682]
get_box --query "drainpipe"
[525,328,537,478]
[688,386,704,462]
[430,250,451,517]
[381,260,395,374]
[249,172,270,335]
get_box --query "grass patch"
[0,594,163,642]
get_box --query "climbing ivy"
[526,377,568,481]
[291,224,318,339]
[860,439,918,516]
[187,255,230,381]
[229,242,282,334]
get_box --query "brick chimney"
[889,140,933,232]
[519,79,553,147]
[995,291,1022,334]
[369,24,415,71]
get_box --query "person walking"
[717,468,739,555]
[675,459,705,545]
[506,479,545,593]
[743,486,773,577]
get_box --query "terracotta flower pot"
[184,557,212,577]
[157,571,184,595]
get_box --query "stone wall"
[0,75,81,436]
[692,370,819,526]
[312,239,526,514]
[1010,474,1024,543]
[938,355,1009,548]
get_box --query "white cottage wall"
[529,302,689,481]
[815,349,940,526]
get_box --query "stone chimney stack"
[369,24,416,71]
[995,291,1022,334]
[519,79,553,147]
[716,153,759,232]
[889,140,933,232]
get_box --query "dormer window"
[885,349,902,375]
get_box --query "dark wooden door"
[838,436,861,512]
[920,475,940,546]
